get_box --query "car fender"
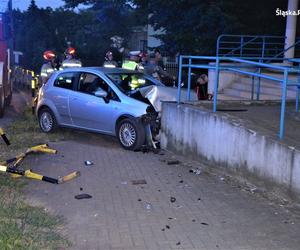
[36,98,63,125]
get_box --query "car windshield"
[106,73,162,93]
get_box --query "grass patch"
[0,108,73,249]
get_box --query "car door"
[51,71,79,125]
[68,72,122,134]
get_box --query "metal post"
[251,75,255,100]
[187,58,192,101]
[296,87,300,112]
[213,57,220,112]
[177,56,183,104]
[261,37,266,59]
[240,36,244,57]
[279,70,288,139]
[256,60,262,100]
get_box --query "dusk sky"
[13,0,65,10]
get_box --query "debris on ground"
[131,179,147,185]
[138,198,142,202]
[0,127,10,146]
[84,160,94,166]
[198,198,201,201]
[167,160,181,165]
[170,197,176,203]
[145,202,152,211]
[80,187,83,191]
[189,168,201,175]
[192,219,196,222]
[166,225,170,229]
[121,181,128,185]
[176,241,181,246]
[201,222,209,226]
[179,180,184,183]
[75,194,92,200]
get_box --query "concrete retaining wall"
[161,103,300,197]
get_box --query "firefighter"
[40,50,56,84]
[103,51,118,68]
[122,51,144,72]
[61,47,82,69]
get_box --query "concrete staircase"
[218,72,298,101]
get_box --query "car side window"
[78,73,119,101]
[54,72,78,90]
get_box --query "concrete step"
[223,88,296,100]
[229,82,297,97]
[218,93,249,101]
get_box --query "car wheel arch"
[115,114,136,133]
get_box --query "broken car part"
[0,128,10,146]
[0,164,80,184]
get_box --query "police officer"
[122,51,144,72]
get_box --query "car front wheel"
[117,118,145,151]
[38,108,57,133]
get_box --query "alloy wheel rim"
[40,112,53,132]
[119,123,136,147]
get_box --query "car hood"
[138,86,197,112]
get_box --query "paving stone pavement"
[24,132,300,250]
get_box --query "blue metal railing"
[217,35,300,59]
[176,55,300,139]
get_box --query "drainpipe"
[284,0,299,59]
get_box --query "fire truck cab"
[0,12,12,118]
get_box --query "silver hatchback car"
[36,67,167,150]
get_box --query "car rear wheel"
[117,118,145,151]
[38,108,57,133]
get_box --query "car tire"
[38,107,57,133]
[117,118,145,151]
[0,88,5,118]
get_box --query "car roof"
[60,66,140,75]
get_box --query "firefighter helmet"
[65,47,76,55]
[43,50,56,60]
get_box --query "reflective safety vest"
[122,60,138,71]
[62,59,82,69]
[40,62,55,83]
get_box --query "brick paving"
[24,132,300,250]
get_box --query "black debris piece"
[158,189,161,192]
[201,222,209,226]
[198,198,201,201]
[189,169,194,173]
[138,198,142,202]
[179,180,184,183]
[192,219,196,222]
[170,197,176,203]
[161,228,165,231]
[167,160,180,165]
[168,217,173,220]
[176,241,181,246]
[75,193,92,200]
[84,160,94,166]
[80,187,83,191]
[166,225,170,229]
[132,179,147,185]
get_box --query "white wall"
[161,103,300,197]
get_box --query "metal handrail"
[177,55,300,139]
[217,34,300,59]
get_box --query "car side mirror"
[95,89,108,98]
[95,89,109,103]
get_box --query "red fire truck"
[0,1,12,118]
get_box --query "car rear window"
[54,72,78,90]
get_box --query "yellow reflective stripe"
[24,170,43,180]
[0,165,7,172]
